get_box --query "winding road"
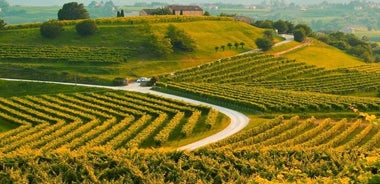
[0,78,249,151]
[0,35,299,150]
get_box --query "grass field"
[283,39,365,69]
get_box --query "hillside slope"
[281,39,365,69]
[0,16,265,84]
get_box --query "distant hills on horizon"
[10,0,380,6]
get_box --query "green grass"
[0,117,19,133]
[283,39,365,69]
[267,40,302,54]
[0,17,265,83]
[0,80,107,97]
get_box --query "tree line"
[252,19,378,62]
[315,31,377,62]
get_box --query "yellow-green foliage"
[283,39,365,69]
[151,20,263,54]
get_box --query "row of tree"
[215,42,245,52]
[40,20,98,38]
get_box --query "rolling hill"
[0,15,380,183]
[0,16,264,84]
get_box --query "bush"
[40,21,64,39]
[112,77,128,86]
[76,20,98,36]
[293,29,306,42]
[255,37,273,51]
[0,19,6,29]
[165,24,196,52]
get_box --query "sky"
[9,0,380,6]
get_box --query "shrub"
[40,20,64,39]
[293,29,306,42]
[0,19,6,29]
[76,20,98,36]
[112,77,128,86]
[255,37,273,51]
[165,24,196,52]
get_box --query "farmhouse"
[168,5,203,16]
[140,5,203,16]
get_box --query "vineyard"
[211,116,380,151]
[0,91,225,153]
[1,16,380,183]
[161,53,380,95]
[0,45,132,63]
[158,52,380,114]
[157,82,380,113]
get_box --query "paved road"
[238,34,294,56]
[0,78,249,151]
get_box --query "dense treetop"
[58,2,89,20]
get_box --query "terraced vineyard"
[211,116,380,151]
[0,45,132,63]
[345,64,380,74]
[0,91,224,153]
[158,53,380,113]
[164,53,331,83]
[158,82,380,113]
[245,72,380,94]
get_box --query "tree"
[234,42,239,49]
[293,29,306,42]
[116,11,120,17]
[215,46,219,52]
[120,9,124,17]
[165,25,196,52]
[151,7,172,15]
[255,38,273,51]
[221,45,225,51]
[294,24,312,36]
[240,42,245,48]
[273,20,288,34]
[146,33,173,57]
[227,43,232,49]
[58,2,89,20]
[40,20,64,39]
[264,30,275,40]
[76,19,98,36]
[253,20,273,29]
[204,11,210,16]
[285,21,295,34]
[0,19,6,29]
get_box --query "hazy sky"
[10,0,380,6]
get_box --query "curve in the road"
[0,78,250,151]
